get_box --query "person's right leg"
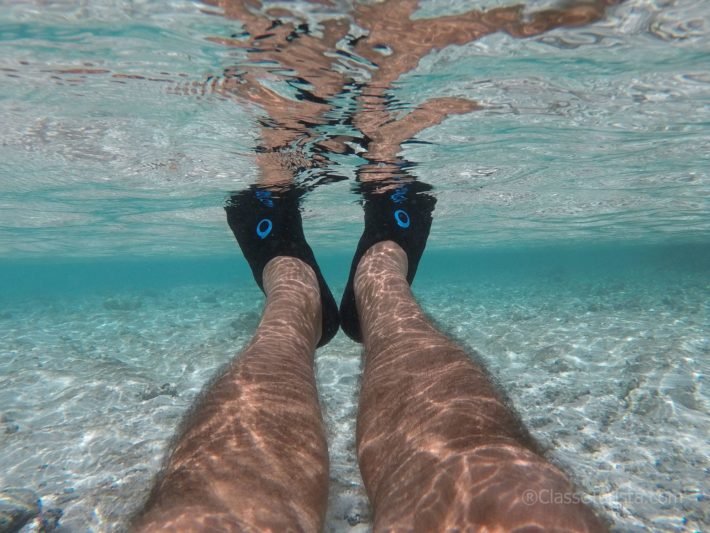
[354,241,606,532]
[133,257,329,531]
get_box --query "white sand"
[1,268,707,532]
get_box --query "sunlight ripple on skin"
[133,1,622,530]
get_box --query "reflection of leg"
[355,242,606,531]
[134,257,329,531]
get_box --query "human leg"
[339,177,436,342]
[134,181,340,530]
[354,241,606,532]
[226,185,339,347]
[133,256,329,531]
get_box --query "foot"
[225,185,339,347]
[340,179,436,342]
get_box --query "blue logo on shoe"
[256,190,274,208]
[394,209,410,228]
[256,218,273,239]
[390,186,408,204]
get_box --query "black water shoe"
[339,180,436,342]
[226,185,339,347]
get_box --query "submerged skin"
[135,257,328,531]
[354,242,605,531]
[135,245,606,532]
[135,0,620,530]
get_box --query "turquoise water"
[1,0,709,531]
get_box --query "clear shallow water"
[1,0,709,531]
[0,245,708,531]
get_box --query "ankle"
[354,241,408,297]
[264,256,321,306]
[353,241,425,343]
[261,257,322,343]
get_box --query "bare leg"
[355,241,606,532]
[134,257,328,531]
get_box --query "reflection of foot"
[340,180,436,342]
[225,186,339,347]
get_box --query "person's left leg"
[352,242,606,531]
[133,256,329,531]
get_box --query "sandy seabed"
[1,270,707,532]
